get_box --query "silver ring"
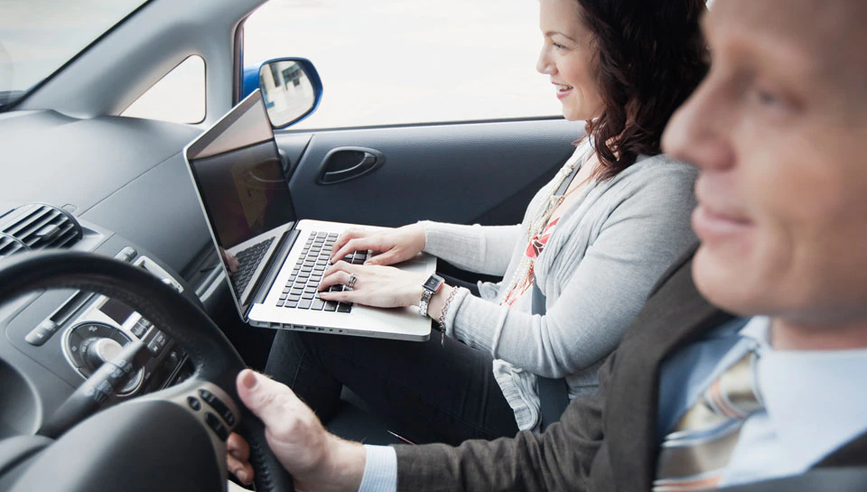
[347,273,358,289]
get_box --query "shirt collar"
[738,316,771,349]
[738,316,867,466]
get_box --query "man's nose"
[662,76,734,172]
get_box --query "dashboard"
[0,205,202,440]
[0,110,229,441]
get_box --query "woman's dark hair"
[575,0,708,180]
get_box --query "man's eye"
[754,89,780,106]
[746,83,799,119]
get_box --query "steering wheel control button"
[25,319,58,346]
[198,389,236,426]
[205,412,228,441]
[187,396,202,411]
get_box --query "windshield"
[0,0,150,109]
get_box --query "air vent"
[0,233,27,257]
[0,204,83,258]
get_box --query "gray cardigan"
[420,144,698,430]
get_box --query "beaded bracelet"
[437,287,461,346]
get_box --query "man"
[227,0,867,490]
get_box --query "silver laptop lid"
[184,90,297,316]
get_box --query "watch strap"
[418,274,444,317]
[419,289,433,317]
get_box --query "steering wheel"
[0,251,294,492]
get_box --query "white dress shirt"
[722,317,867,486]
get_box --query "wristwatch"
[418,274,445,317]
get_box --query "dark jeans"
[263,276,520,446]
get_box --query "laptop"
[182,90,434,341]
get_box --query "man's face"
[663,0,867,326]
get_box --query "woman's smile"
[553,82,574,99]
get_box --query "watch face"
[423,274,444,292]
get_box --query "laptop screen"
[186,90,296,250]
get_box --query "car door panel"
[274,133,313,181]
[283,118,583,228]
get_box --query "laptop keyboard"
[276,231,369,312]
[230,237,275,295]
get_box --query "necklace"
[501,144,595,305]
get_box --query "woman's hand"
[318,261,427,309]
[329,223,426,266]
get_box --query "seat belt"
[533,283,571,431]
[531,150,586,431]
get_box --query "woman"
[265,0,708,444]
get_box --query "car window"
[243,0,561,130]
[121,55,206,124]
[0,0,151,109]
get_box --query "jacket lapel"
[603,254,735,491]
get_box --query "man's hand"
[330,224,426,266]
[227,370,367,492]
[226,432,253,485]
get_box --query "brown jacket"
[393,251,867,491]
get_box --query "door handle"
[318,147,385,185]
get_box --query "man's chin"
[691,246,759,316]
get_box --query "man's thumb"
[236,369,293,426]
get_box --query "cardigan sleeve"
[420,221,523,277]
[443,165,697,378]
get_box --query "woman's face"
[537,0,604,122]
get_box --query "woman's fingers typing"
[317,262,363,305]
[329,228,376,261]
[317,264,358,291]
[330,236,379,263]
[329,224,426,266]
[317,262,425,308]
[363,249,400,266]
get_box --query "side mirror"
[257,58,323,129]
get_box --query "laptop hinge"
[244,228,300,319]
